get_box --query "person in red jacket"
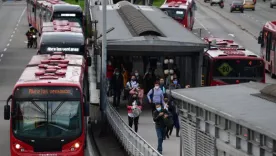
[127,93,142,132]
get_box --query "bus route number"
[218,63,233,76]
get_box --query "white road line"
[208,32,211,34]
[15,28,17,30]
[7,43,10,47]
[9,39,12,42]
[18,7,26,23]
[195,17,208,30]
[11,35,13,38]
[13,31,15,34]
[228,34,235,37]
[4,48,7,52]
[0,54,3,57]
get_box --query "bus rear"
[202,50,265,86]
[4,54,88,156]
[51,4,84,29]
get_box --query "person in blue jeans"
[153,103,169,155]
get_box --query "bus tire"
[270,65,275,78]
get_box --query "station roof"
[170,82,276,140]
[91,1,207,55]
[16,53,85,86]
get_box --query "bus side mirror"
[4,95,12,120]
[83,94,89,116]
[87,56,92,67]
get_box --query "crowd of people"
[106,58,189,155]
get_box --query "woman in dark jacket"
[168,99,180,137]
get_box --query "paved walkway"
[114,98,180,156]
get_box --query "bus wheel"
[270,66,275,78]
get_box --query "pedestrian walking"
[147,81,165,116]
[168,99,180,137]
[163,97,174,139]
[111,68,124,108]
[127,93,142,132]
[153,103,169,155]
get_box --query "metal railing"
[106,100,162,156]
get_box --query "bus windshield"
[161,8,186,21]
[52,12,82,26]
[12,100,82,138]
[213,59,264,83]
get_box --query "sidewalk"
[111,97,180,156]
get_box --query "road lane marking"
[1,54,3,57]
[7,43,9,47]
[4,48,7,52]
[11,35,13,38]
[13,31,15,34]
[9,39,12,42]
[18,7,26,23]
[228,34,235,37]
[195,17,208,30]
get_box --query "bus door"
[30,0,36,27]
[272,37,276,74]
[265,31,272,62]
[36,4,41,32]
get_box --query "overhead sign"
[47,47,79,52]
[14,86,81,99]
[218,63,233,76]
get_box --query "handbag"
[132,107,142,117]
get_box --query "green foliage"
[64,0,85,10]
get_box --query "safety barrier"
[106,100,162,156]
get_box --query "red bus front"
[7,85,86,156]
[160,6,194,30]
[206,58,265,86]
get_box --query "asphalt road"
[0,1,35,155]
[193,0,276,84]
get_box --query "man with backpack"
[147,81,165,117]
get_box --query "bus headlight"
[70,142,80,151]
[14,143,25,152]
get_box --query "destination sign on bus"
[47,47,79,52]
[14,86,81,99]
[61,13,76,17]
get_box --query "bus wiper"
[31,100,46,114]
[52,101,66,115]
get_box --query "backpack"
[149,89,154,102]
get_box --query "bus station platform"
[115,99,180,156]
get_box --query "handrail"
[106,100,162,156]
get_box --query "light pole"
[99,0,107,136]
[164,58,174,97]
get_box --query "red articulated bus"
[258,21,276,78]
[38,20,91,72]
[202,46,265,86]
[4,52,89,156]
[27,0,84,34]
[160,0,195,30]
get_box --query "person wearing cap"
[147,81,165,116]
[111,68,124,108]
